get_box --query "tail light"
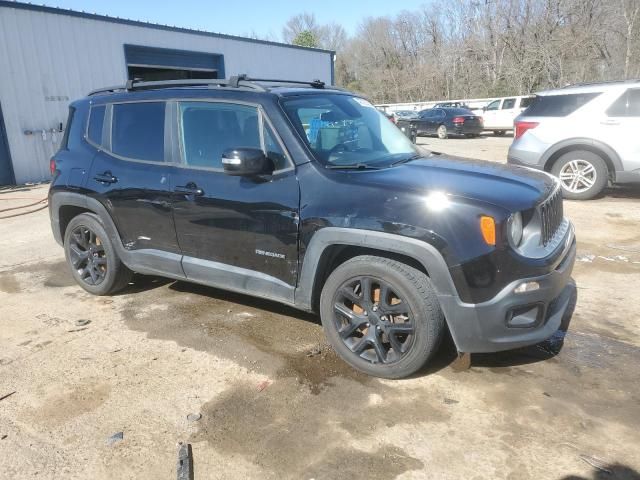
[452,116,465,124]
[514,121,539,140]
[49,157,56,176]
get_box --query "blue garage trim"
[0,103,16,186]
[0,1,335,57]
[124,44,225,78]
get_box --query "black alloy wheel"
[332,276,415,364]
[68,225,107,286]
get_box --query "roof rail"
[562,78,640,89]
[88,74,332,96]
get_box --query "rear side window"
[607,89,640,117]
[502,98,516,109]
[112,102,165,161]
[523,93,600,117]
[87,105,105,145]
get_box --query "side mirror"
[222,148,272,176]
[482,106,487,111]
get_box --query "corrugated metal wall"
[0,4,333,184]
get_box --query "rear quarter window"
[87,105,106,145]
[63,106,85,150]
[523,92,601,117]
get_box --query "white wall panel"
[0,4,333,184]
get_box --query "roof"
[0,1,335,56]
[537,79,640,96]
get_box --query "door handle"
[93,171,118,184]
[174,184,204,196]
[600,120,620,126]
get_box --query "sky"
[35,0,428,40]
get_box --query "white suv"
[508,81,640,199]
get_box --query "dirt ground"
[1,136,639,479]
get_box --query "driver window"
[486,100,500,111]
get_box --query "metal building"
[0,1,335,185]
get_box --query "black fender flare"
[294,227,459,311]
[49,191,185,278]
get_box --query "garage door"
[124,44,225,81]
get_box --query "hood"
[354,154,557,212]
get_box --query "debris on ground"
[0,391,16,402]
[186,413,201,422]
[106,432,124,446]
[67,327,88,333]
[257,380,272,392]
[579,454,612,474]
[577,254,595,263]
[443,398,459,405]
[75,319,91,326]
[176,442,194,480]
[1,434,7,440]
[306,345,323,357]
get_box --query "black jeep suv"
[49,76,577,379]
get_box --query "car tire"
[64,213,133,295]
[437,125,448,139]
[319,255,445,379]
[551,150,608,200]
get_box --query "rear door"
[86,100,181,273]
[170,100,300,298]
[600,88,640,173]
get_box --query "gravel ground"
[1,139,639,479]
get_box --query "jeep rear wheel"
[320,255,444,379]
[64,213,132,295]
[551,150,608,200]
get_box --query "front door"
[86,101,181,274]
[482,99,502,129]
[170,100,300,300]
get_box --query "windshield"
[281,94,419,167]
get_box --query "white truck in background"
[480,96,535,135]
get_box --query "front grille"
[539,186,564,246]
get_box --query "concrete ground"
[1,136,639,479]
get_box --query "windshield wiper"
[391,153,422,167]
[325,163,382,170]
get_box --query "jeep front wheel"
[319,255,444,379]
[64,213,132,295]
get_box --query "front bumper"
[439,229,577,353]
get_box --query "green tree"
[292,30,319,48]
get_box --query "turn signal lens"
[480,216,496,246]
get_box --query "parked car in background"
[482,95,535,135]
[397,107,483,140]
[508,80,640,200]
[391,110,420,122]
[434,101,469,109]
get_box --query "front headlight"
[508,212,523,247]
